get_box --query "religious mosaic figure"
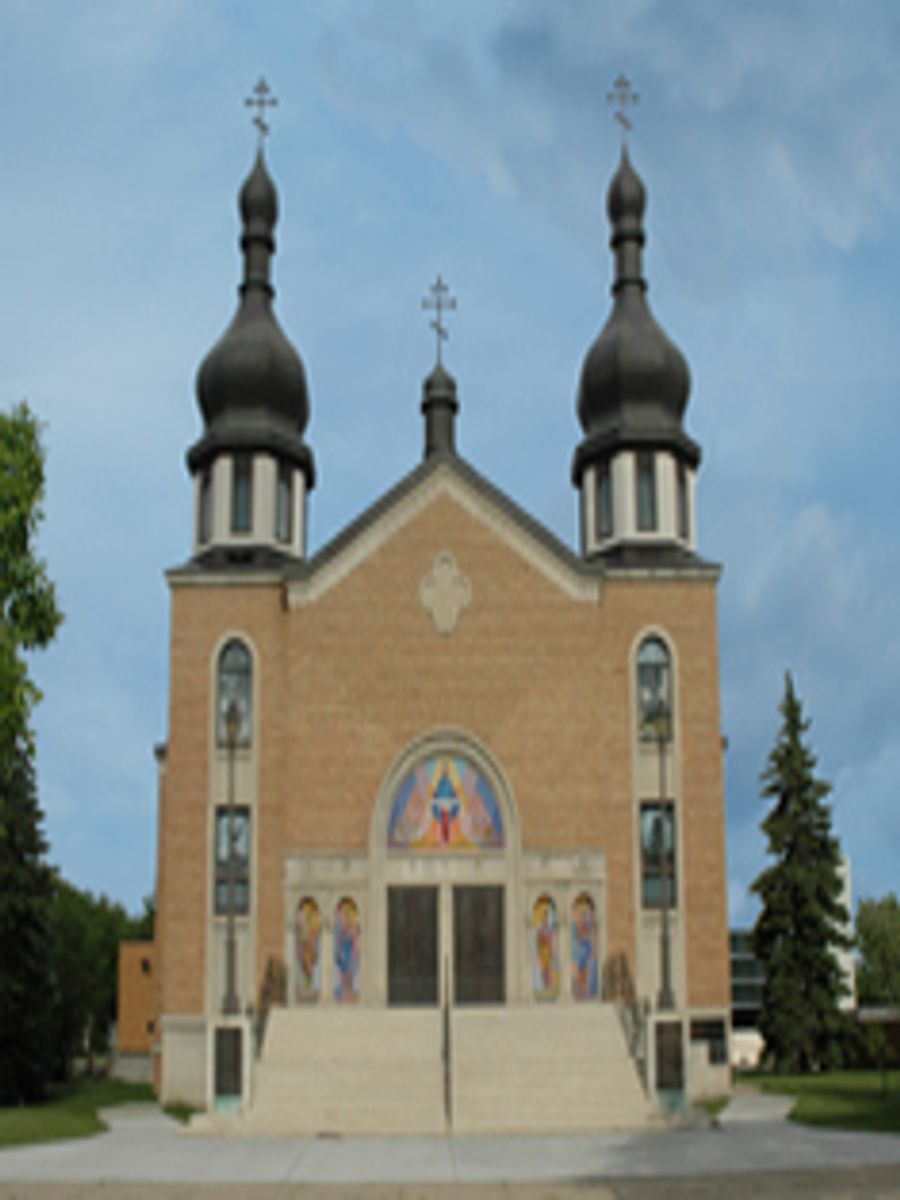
[571,892,599,1001]
[387,754,504,850]
[531,895,560,1001]
[333,897,361,1003]
[295,897,321,1003]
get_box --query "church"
[150,94,730,1132]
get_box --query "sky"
[3,0,899,926]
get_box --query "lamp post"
[222,699,241,1016]
[653,696,675,1012]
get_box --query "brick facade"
[155,473,729,1045]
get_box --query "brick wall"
[158,486,729,1018]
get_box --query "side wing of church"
[152,131,730,1131]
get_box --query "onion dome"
[187,149,315,487]
[421,362,459,457]
[572,146,698,485]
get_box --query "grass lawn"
[749,1069,900,1133]
[0,1077,155,1148]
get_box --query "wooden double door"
[387,884,505,1006]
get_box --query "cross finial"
[245,78,278,146]
[606,73,639,141]
[422,274,457,367]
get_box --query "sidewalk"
[0,1099,899,1186]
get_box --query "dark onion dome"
[188,150,315,486]
[573,147,698,485]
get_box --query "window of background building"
[216,639,252,747]
[636,451,657,531]
[640,801,676,908]
[214,805,250,915]
[232,454,253,534]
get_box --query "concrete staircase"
[451,1005,651,1132]
[237,1003,651,1135]
[240,1007,446,1135]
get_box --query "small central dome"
[575,148,691,454]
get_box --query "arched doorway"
[369,732,521,1007]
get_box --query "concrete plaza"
[0,1095,899,1197]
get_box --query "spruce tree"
[751,673,851,1072]
[0,748,54,1100]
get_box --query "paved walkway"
[0,1097,898,1193]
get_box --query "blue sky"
[4,1,899,925]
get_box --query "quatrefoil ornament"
[419,552,471,635]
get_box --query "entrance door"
[453,885,505,1004]
[388,886,439,1005]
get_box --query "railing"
[602,951,648,1087]
[254,956,286,1058]
[442,952,452,1128]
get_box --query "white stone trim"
[628,625,687,1013]
[367,728,523,1008]
[206,631,261,1022]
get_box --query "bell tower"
[186,82,315,565]
[572,100,701,562]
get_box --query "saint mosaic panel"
[531,894,560,1001]
[295,897,321,1003]
[387,754,504,851]
[571,892,599,1001]
[333,897,361,1004]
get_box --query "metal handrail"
[602,951,647,1086]
[442,953,452,1127]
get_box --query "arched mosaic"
[571,892,599,1001]
[295,897,321,1003]
[531,895,560,1001]
[333,897,361,1004]
[387,753,504,851]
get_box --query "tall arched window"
[637,636,672,741]
[216,638,252,747]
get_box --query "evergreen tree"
[0,402,62,1102]
[751,673,851,1072]
[0,747,55,1100]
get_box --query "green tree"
[47,882,139,1077]
[857,893,900,1007]
[0,749,55,1100]
[751,672,851,1072]
[0,402,62,1102]
[0,402,61,749]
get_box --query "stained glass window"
[216,639,252,747]
[641,802,677,908]
[276,462,292,543]
[531,895,560,1001]
[636,452,657,531]
[232,454,253,534]
[596,461,613,538]
[295,897,321,1003]
[387,754,504,851]
[571,892,598,1001]
[213,806,250,915]
[637,636,671,742]
[333,897,361,1004]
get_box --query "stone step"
[244,1003,651,1135]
